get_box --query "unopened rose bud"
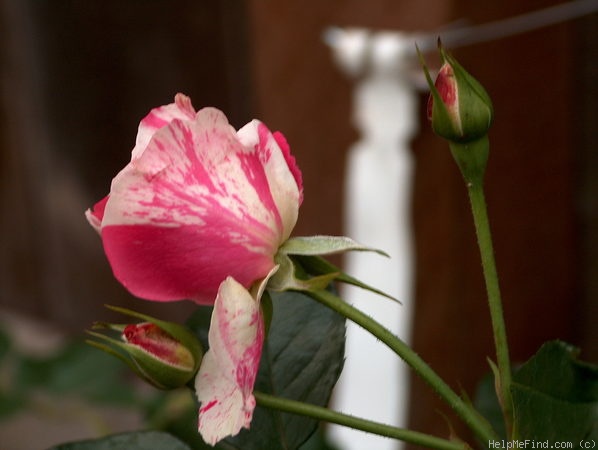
[121,322,199,388]
[419,43,494,184]
[425,46,493,143]
[87,306,202,389]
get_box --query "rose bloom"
[86,94,303,444]
[86,93,302,303]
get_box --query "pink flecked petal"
[132,93,197,160]
[236,121,302,241]
[195,277,264,445]
[429,64,462,134]
[252,264,279,300]
[100,224,275,303]
[99,108,289,303]
[272,131,303,205]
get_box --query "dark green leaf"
[511,340,598,444]
[49,430,192,450]
[299,424,341,450]
[185,306,212,352]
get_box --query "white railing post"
[326,28,419,450]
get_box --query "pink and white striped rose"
[86,94,303,444]
[86,93,302,304]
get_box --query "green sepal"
[448,137,489,186]
[417,44,462,141]
[267,251,398,303]
[268,253,339,292]
[85,333,162,387]
[279,235,389,257]
[294,255,399,302]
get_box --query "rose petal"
[236,121,303,242]
[85,195,109,233]
[195,277,264,445]
[132,93,196,160]
[98,107,297,303]
[272,130,303,205]
[100,224,275,303]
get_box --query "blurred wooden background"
[1,0,596,447]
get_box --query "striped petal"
[86,95,302,304]
[195,276,265,445]
[236,121,303,241]
[132,93,196,159]
[85,195,108,233]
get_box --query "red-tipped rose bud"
[121,322,197,386]
[87,306,202,389]
[419,43,494,184]
[425,46,493,144]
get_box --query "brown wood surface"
[0,1,249,326]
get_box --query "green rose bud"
[87,306,202,389]
[425,46,493,144]
[419,43,494,184]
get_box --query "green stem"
[254,391,465,450]
[466,181,513,433]
[306,288,498,444]
[449,137,513,433]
